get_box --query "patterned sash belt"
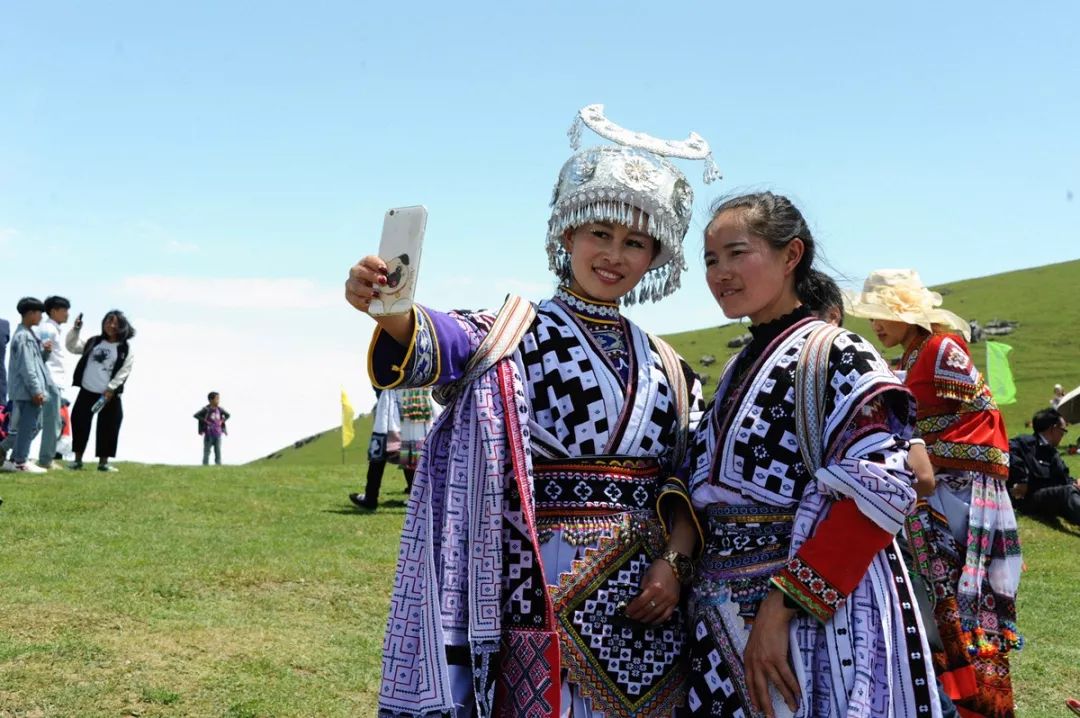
[694,503,795,617]
[532,457,660,516]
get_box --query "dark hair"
[44,296,71,312]
[801,269,844,323]
[101,310,136,342]
[208,391,220,402]
[1032,408,1064,434]
[707,191,817,300]
[16,297,45,315]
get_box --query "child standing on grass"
[194,391,231,465]
[0,298,55,474]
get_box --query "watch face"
[664,551,693,582]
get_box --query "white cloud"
[0,227,18,246]
[164,239,200,254]
[121,275,341,310]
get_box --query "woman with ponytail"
[683,192,941,717]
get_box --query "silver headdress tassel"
[549,104,720,305]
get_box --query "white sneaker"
[0,460,15,472]
[14,462,47,474]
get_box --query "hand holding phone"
[75,313,84,330]
[368,206,427,316]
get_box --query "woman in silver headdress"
[346,105,718,718]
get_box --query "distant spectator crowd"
[0,296,136,474]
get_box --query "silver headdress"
[547,104,720,305]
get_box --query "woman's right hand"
[346,256,414,346]
[345,255,389,315]
[743,590,800,717]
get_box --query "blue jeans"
[203,434,222,465]
[0,400,43,464]
[38,385,62,464]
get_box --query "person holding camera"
[66,310,136,472]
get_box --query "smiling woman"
[561,216,658,302]
[66,310,137,472]
[685,192,942,718]
[345,104,718,718]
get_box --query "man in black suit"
[1009,408,1079,526]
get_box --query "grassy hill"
[257,413,375,467]
[264,259,1080,466]
[665,258,1080,437]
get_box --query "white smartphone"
[369,205,428,316]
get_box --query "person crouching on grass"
[66,310,136,472]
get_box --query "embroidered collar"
[555,286,621,324]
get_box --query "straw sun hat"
[845,269,971,340]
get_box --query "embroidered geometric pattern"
[701,325,898,507]
[552,513,688,717]
[521,305,686,466]
[405,307,441,386]
[522,313,616,456]
[929,440,1009,477]
[772,555,843,623]
[696,504,796,620]
[496,631,559,718]
[932,336,991,405]
[683,608,753,717]
[533,458,660,514]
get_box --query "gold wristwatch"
[661,550,694,584]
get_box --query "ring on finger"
[649,599,656,608]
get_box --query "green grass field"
[0,463,406,717]
[0,463,1076,717]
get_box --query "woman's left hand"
[744,590,800,717]
[104,390,114,401]
[625,559,680,625]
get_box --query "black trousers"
[71,389,124,459]
[362,458,387,503]
[1028,483,1080,526]
[361,461,415,505]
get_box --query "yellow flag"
[341,388,356,448]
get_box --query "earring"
[557,252,573,283]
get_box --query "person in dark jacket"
[1009,408,1079,526]
[194,391,231,465]
[65,310,136,472]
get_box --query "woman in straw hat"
[346,105,720,717]
[848,269,1022,718]
[683,193,941,718]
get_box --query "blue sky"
[2,2,1077,463]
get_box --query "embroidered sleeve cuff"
[773,498,894,623]
[367,306,441,389]
[656,476,704,558]
[771,557,843,623]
